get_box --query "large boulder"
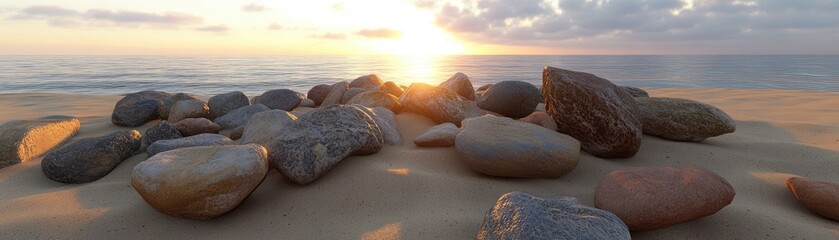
[517,112,558,131]
[414,123,459,147]
[42,130,142,184]
[0,118,80,168]
[241,110,298,148]
[268,105,383,185]
[256,89,305,111]
[542,67,642,158]
[356,106,402,146]
[635,97,736,142]
[321,81,350,107]
[478,192,630,240]
[349,74,384,90]
[111,91,170,127]
[455,116,580,178]
[594,167,735,231]
[381,81,404,97]
[477,81,541,118]
[620,86,649,98]
[786,177,839,221]
[213,104,271,129]
[347,91,403,113]
[173,118,222,136]
[131,144,269,220]
[168,99,212,123]
[142,120,182,146]
[306,84,332,106]
[208,91,250,118]
[438,72,476,100]
[399,83,485,127]
[147,133,234,156]
[340,87,367,104]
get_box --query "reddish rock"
[306,84,332,106]
[542,67,642,158]
[786,177,839,221]
[517,112,558,131]
[381,81,404,97]
[347,91,403,113]
[438,72,476,100]
[321,81,349,107]
[168,99,212,124]
[594,167,735,231]
[173,118,222,136]
[399,83,485,127]
[349,74,384,90]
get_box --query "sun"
[348,1,466,55]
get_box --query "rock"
[478,192,630,240]
[786,177,839,221]
[307,84,332,106]
[350,74,384,90]
[543,67,642,158]
[477,81,541,118]
[268,105,383,184]
[455,116,580,178]
[168,99,212,123]
[147,133,234,156]
[356,106,402,146]
[160,93,199,120]
[635,97,736,142]
[518,112,558,131]
[0,118,80,168]
[111,91,170,127]
[347,91,403,113]
[42,130,142,184]
[399,83,486,127]
[341,87,368,104]
[173,118,222,137]
[477,84,494,91]
[208,91,250,118]
[228,126,244,140]
[438,72,476,100]
[131,144,269,220]
[621,86,649,98]
[381,81,404,97]
[595,167,735,231]
[321,81,349,107]
[143,120,182,146]
[298,99,316,108]
[256,89,305,111]
[250,95,260,105]
[241,110,298,148]
[414,123,459,147]
[213,104,271,129]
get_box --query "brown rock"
[517,112,558,131]
[594,167,735,231]
[542,67,642,158]
[0,118,80,168]
[438,72,476,100]
[635,97,736,142]
[340,87,367,104]
[381,81,404,97]
[307,84,332,106]
[173,118,222,136]
[786,177,839,221]
[168,99,212,123]
[399,83,485,127]
[321,81,349,107]
[347,91,403,113]
[349,74,384,90]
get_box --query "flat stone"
[208,91,250,118]
[213,104,271,129]
[147,133,234,156]
[341,87,368,104]
[241,110,298,148]
[173,118,222,137]
[131,144,269,220]
[439,72,476,100]
[621,86,650,98]
[399,83,485,127]
[543,67,642,158]
[168,99,212,123]
[42,130,142,184]
[350,74,384,90]
[143,120,182,146]
[0,118,80,168]
[381,81,404,97]
[786,177,839,221]
[456,116,580,178]
[414,123,459,147]
[347,91,403,113]
[477,81,541,118]
[256,89,305,111]
[268,105,383,185]
[356,106,402,146]
[478,192,630,240]
[321,81,349,107]
[635,97,736,142]
[307,84,332,106]
[594,167,735,231]
[517,112,558,131]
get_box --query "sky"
[0,0,837,55]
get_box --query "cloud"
[267,23,283,30]
[84,9,203,26]
[21,5,77,17]
[8,5,208,28]
[355,28,402,39]
[196,24,230,33]
[312,32,347,40]
[413,0,438,9]
[242,3,268,13]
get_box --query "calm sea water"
[0,55,837,96]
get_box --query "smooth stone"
[517,112,558,131]
[213,104,271,129]
[786,177,839,221]
[142,120,182,146]
[635,97,736,142]
[299,99,316,108]
[478,192,630,240]
[268,105,383,185]
[356,106,402,146]
[256,89,304,111]
[228,126,244,141]
[621,86,650,97]
[321,81,349,107]
[241,110,298,148]
[340,87,368,104]
[168,99,212,123]
[131,144,269,220]
[455,115,580,178]
[349,74,384,90]
[208,91,250,118]
[111,91,170,127]
[42,130,142,184]
[160,93,199,120]
[413,123,459,147]
[347,91,403,113]
[307,84,332,106]
[399,83,485,127]
[173,118,222,137]
[438,72,477,100]
[477,81,541,118]
[147,133,234,156]
[0,118,80,168]
[381,81,404,97]
[595,167,735,231]
[250,95,260,105]
[543,67,642,158]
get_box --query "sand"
[0,88,837,239]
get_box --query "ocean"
[1,55,837,96]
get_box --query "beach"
[0,87,838,239]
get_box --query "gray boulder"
[0,118,80,168]
[635,97,736,142]
[143,120,182,146]
[208,91,250,118]
[42,130,142,184]
[356,106,402,146]
[256,89,305,111]
[477,81,541,119]
[147,133,234,156]
[439,72,476,100]
[213,104,271,129]
[241,110,298,148]
[111,91,170,127]
[414,123,459,147]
